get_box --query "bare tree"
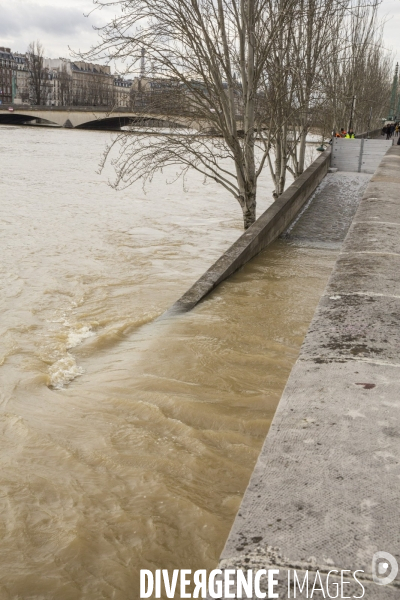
[318,1,392,135]
[82,0,297,229]
[256,0,347,196]
[26,41,50,105]
[288,0,351,177]
[79,0,392,226]
[259,0,392,198]
[57,64,73,106]
[258,14,299,198]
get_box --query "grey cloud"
[0,1,98,38]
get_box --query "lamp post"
[366,106,372,139]
[397,89,400,123]
[348,95,356,132]
[388,63,399,120]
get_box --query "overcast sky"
[1,0,400,66]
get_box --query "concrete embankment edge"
[166,149,331,314]
[216,146,400,598]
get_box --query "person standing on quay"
[345,129,355,138]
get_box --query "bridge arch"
[0,112,51,126]
[75,115,186,130]
[0,108,204,131]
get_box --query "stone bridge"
[0,106,208,131]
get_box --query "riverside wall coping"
[215,145,400,599]
[166,149,331,314]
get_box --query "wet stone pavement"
[283,171,371,249]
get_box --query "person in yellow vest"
[345,129,355,138]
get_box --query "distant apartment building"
[43,58,114,106]
[114,77,133,108]
[1,48,54,106]
[0,47,16,104]
[13,52,30,104]
[130,77,186,112]
[1,47,149,109]
[70,60,113,106]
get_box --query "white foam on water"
[66,325,95,349]
[46,322,94,388]
[47,353,85,389]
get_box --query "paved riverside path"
[284,171,371,249]
[215,146,400,599]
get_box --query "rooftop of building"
[0,47,14,60]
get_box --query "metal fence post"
[358,138,365,172]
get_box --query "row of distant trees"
[80,0,393,229]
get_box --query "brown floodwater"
[0,125,348,599]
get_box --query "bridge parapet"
[0,105,215,131]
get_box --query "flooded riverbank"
[0,125,349,599]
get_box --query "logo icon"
[372,551,398,586]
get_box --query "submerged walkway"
[284,170,371,249]
[217,146,400,598]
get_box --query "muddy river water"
[0,126,363,599]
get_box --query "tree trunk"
[238,178,257,229]
[241,191,256,229]
[273,129,282,197]
[297,127,307,175]
[241,0,257,229]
